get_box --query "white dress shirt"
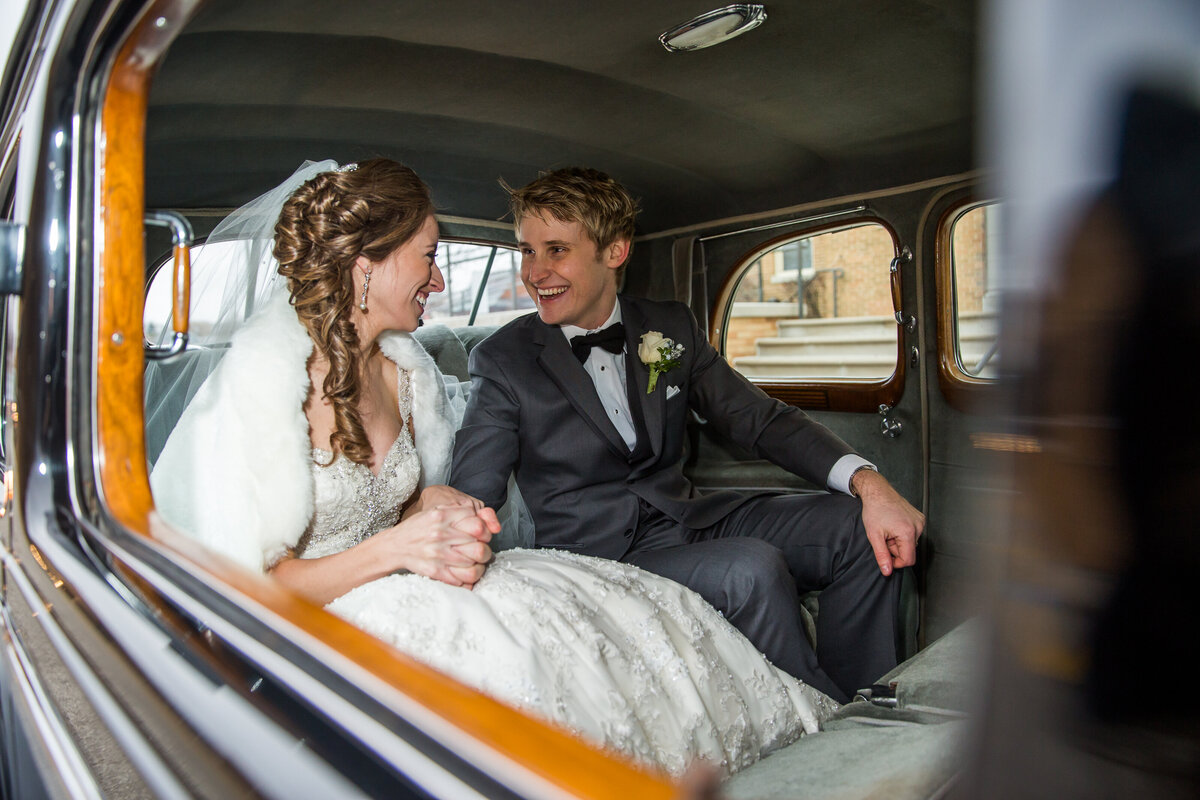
[560,302,638,450]
[560,299,874,493]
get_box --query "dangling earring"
[358,268,372,312]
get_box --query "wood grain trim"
[95,0,191,529]
[143,522,685,800]
[709,217,905,413]
[934,200,997,412]
[93,7,687,799]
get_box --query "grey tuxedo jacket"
[449,295,857,561]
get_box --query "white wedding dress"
[303,369,837,777]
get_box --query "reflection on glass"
[950,204,1001,378]
[725,224,898,380]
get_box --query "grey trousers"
[620,493,901,703]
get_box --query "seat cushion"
[723,718,964,799]
[412,324,471,381]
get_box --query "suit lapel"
[621,297,665,461]
[532,320,630,459]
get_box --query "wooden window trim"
[935,199,998,411]
[92,5,680,798]
[710,217,905,413]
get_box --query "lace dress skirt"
[302,371,835,776]
[327,547,836,776]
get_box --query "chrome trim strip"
[0,0,57,156]
[437,213,514,232]
[697,204,868,242]
[5,535,376,799]
[94,521,569,800]
[2,604,103,800]
[75,0,124,535]
[2,549,191,799]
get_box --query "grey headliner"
[147,0,975,233]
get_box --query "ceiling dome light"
[658,4,767,52]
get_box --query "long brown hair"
[273,158,433,466]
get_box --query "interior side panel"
[919,187,998,644]
[655,188,938,658]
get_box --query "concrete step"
[769,311,999,340]
[732,354,898,379]
[775,315,896,340]
[753,331,995,358]
[754,334,898,358]
[732,359,1003,379]
[733,354,1000,379]
[734,341,998,379]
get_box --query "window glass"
[950,204,1001,378]
[144,239,257,344]
[724,223,898,380]
[422,241,530,327]
[144,239,528,343]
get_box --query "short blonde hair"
[507,167,639,267]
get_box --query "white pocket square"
[665,385,681,400]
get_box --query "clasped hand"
[389,489,500,588]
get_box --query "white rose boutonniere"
[638,331,684,394]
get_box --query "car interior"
[129,0,987,795]
[2,0,1001,797]
[11,1,1200,797]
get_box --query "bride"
[149,158,837,777]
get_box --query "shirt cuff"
[827,454,877,495]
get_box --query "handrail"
[467,246,498,326]
[698,204,868,242]
[143,209,192,360]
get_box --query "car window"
[421,240,528,327]
[948,203,1001,379]
[144,238,263,345]
[723,223,899,380]
[144,238,528,343]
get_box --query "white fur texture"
[150,292,455,573]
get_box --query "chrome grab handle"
[889,246,916,333]
[879,404,902,438]
[144,210,194,361]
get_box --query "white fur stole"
[150,292,455,573]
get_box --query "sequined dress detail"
[298,369,419,560]
[300,371,836,777]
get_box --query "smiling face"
[356,214,443,336]
[518,213,629,330]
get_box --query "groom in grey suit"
[450,168,924,702]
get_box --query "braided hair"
[273,158,433,466]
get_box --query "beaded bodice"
[295,369,419,559]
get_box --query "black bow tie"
[570,323,626,363]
